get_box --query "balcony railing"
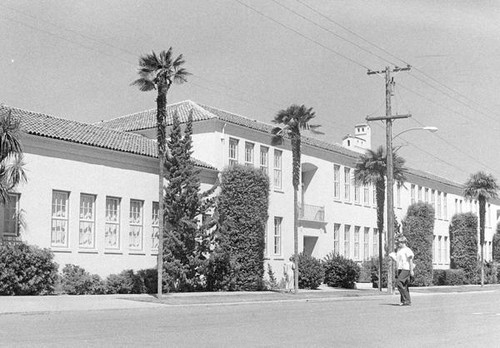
[298,203,325,223]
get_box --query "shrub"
[493,226,500,262]
[137,268,157,294]
[359,260,372,283]
[295,253,324,290]
[215,165,269,291]
[323,252,360,289]
[0,242,59,295]
[61,264,105,295]
[433,269,466,286]
[264,264,279,290]
[449,213,478,283]
[105,269,144,294]
[402,202,435,287]
[369,256,389,288]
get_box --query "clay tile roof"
[0,104,215,170]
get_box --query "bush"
[323,252,360,289]
[369,256,389,288]
[0,242,59,295]
[450,213,478,283]
[403,202,435,287]
[137,268,157,294]
[215,165,269,291]
[433,269,466,286]
[493,227,500,262]
[359,260,372,283]
[61,264,105,295]
[104,269,144,294]
[294,253,324,290]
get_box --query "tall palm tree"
[271,104,321,293]
[0,108,27,204]
[354,145,406,291]
[464,171,499,287]
[132,48,189,297]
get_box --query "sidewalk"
[1,283,499,315]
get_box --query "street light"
[393,126,438,140]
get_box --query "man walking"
[389,236,414,306]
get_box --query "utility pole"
[366,65,411,294]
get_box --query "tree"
[354,145,406,291]
[163,112,216,292]
[132,48,190,297]
[271,104,321,293]
[463,171,499,286]
[0,108,27,204]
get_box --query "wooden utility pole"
[366,65,411,294]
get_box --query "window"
[344,225,351,258]
[273,217,282,255]
[437,192,442,219]
[432,235,436,264]
[354,183,361,204]
[333,165,340,200]
[443,193,448,219]
[364,227,370,260]
[151,202,159,250]
[260,146,269,175]
[372,185,377,206]
[438,236,442,264]
[410,185,415,205]
[129,200,143,250]
[354,226,360,260]
[363,185,370,206]
[424,188,429,203]
[373,228,379,257]
[418,186,422,202]
[273,150,282,190]
[344,168,351,202]
[51,191,69,247]
[459,200,463,213]
[455,199,458,215]
[3,194,19,235]
[488,241,493,261]
[229,138,239,166]
[444,236,449,264]
[105,197,120,250]
[487,204,491,227]
[333,223,340,254]
[430,190,435,209]
[396,185,401,208]
[79,194,96,249]
[245,142,254,167]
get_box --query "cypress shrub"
[214,165,269,291]
[323,252,360,289]
[402,202,434,286]
[449,212,478,283]
[295,253,324,289]
[0,242,59,295]
[493,224,500,262]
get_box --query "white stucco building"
[1,101,498,278]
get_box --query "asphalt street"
[1,288,500,347]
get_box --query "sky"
[1,0,500,185]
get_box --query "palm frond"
[131,77,156,91]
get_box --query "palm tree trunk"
[376,180,385,291]
[291,135,301,294]
[479,198,485,287]
[156,86,167,298]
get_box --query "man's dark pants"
[396,269,411,305]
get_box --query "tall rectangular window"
[432,235,436,263]
[363,185,370,205]
[273,217,282,255]
[418,186,422,202]
[79,194,96,249]
[437,192,442,219]
[151,202,159,250]
[364,227,370,260]
[455,199,458,215]
[443,193,448,219]
[373,228,379,257]
[333,165,340,200]
[245,142,254,167]
[410,184,416,205]
[444,236,449,264]
[260,146,269,175]
[273,150,282,190]
[424,188,429,203]
[431,189,435,208]
[105,197,120,250]
[129,200,143,250]
[333,223,340,254]
[344,167,351,202]
[3,194,20,236]
[228,138,239,166]
[487,204,491,227]
[372,186,376,206]
[51,191,69,247]
[354,183,361,204]
[344,225,351,259]
[354,226,360,260]
[438,236,442,263]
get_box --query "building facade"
[1,101,498,279]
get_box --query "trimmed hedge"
[0,242,59,295]
[449,213,478,283]
[433,269,466,286]
[323,252,360,289]
[403,202,435,286]
[213,165,269,291]
[295,253,324,290]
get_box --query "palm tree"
[132,48,189,297]
[464,171,499,287]
[0,108,27,204]
[354,145,406,291]
[271,104,321,293]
